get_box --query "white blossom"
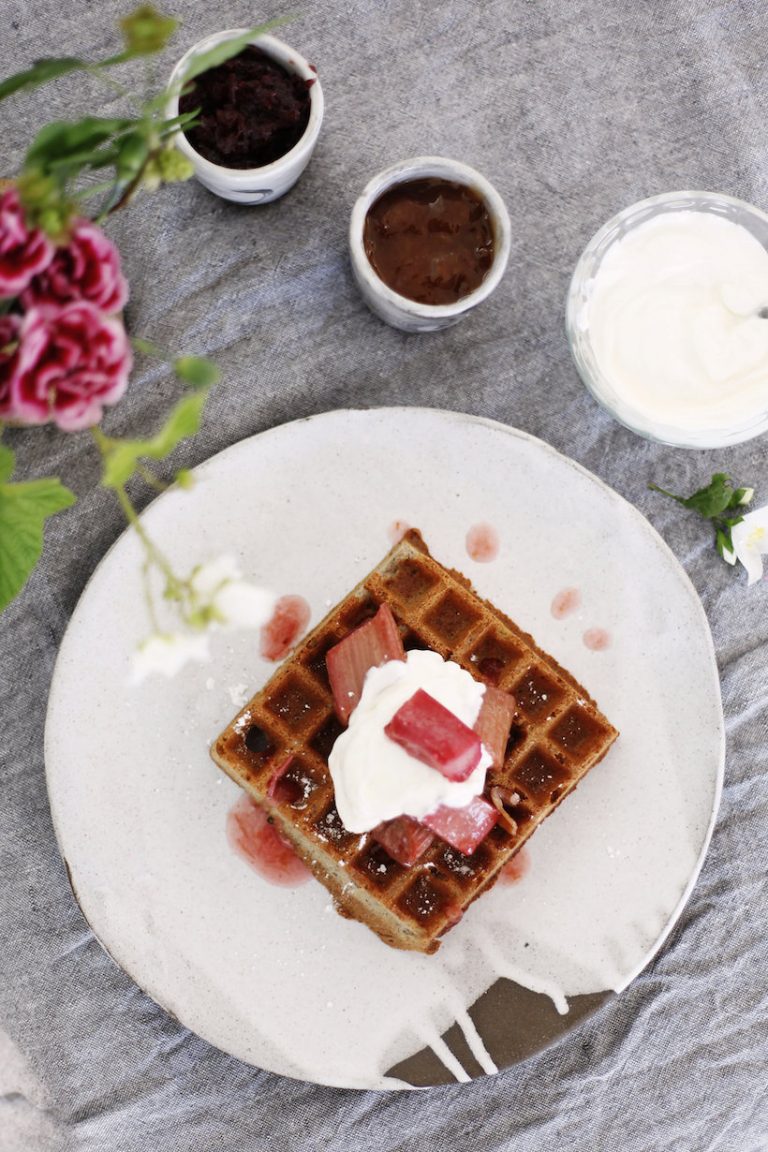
[131,632,210,683]
[190,555,240,597]
[724,505,768,585]
[190,554,276,628]
[213,580,275,628]
[130,555,277,683]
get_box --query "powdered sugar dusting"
[233,709,251,734]
[228,682,249,706]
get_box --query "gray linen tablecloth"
[2,1,767,1148]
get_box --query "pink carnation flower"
[23,219,128,314]
[1,302,132,431]
[0,188,54,297]
[0,314,22,408]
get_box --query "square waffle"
[211,530,618,953]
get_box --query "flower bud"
[157,147,194,184]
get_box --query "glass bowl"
[565,190,768,448]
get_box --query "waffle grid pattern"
[212,531,618,950]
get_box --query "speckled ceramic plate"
[45,408,724,1089]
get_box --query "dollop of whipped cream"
[584,210,768,432]
[328,649,490,834]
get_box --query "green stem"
[82,62,136,105]
[647,482,686,507]
[143,58,154,101]
[131,335,168,360]
[141,558,161,632]
[91,426,178,590]
[98,50,137,70]
[97,152,151,220]
[72,180,124,204]
[113,481,178,588]
[136,461,168,492]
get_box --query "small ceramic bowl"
[566,190,768,448]
[167,30,324,205]
[349,157,511,332]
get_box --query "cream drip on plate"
[583,210,768,432]
[328,649,490,833]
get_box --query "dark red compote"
[179,46,311,169]
[363,178,495,305]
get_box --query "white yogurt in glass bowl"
[566,191,768,447]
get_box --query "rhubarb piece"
[266,754,295,800]
[373,815,434,867]
[490,785,520,835]
[384,689,483,782]
[326,604,405,724]
[422,796,498,855]
[475,686,517,769]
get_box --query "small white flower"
[131,555,276,683]
[190,555,241,597]
[728,505,768,585]
[190,554,276,628]
[213,580,275,628]
[131,632,210,683]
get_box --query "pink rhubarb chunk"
[474,686,517,769]
[266,755,295,801]
[422,796,498,855]
[385,689,483,782]
[373,816,434,867]
[326,604,405,724]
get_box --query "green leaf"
[120,5,179,55]
[649,473,736,520]
[47,144,123,174]
[173,356,220,389]
[130,335,163,358]
[715,529,731,561]
[0,443,14,484]
[158,109,200,136]
[25,117,135,169]
[0,476,76,612]
[179,17,291,85]
[100,389,209,489]
[680,474,735,518]
[115,130,150,183]
[0,57,86,103]
[715,523,741,563]
[175,468,194,490]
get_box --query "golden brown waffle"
[211,530,618,953]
